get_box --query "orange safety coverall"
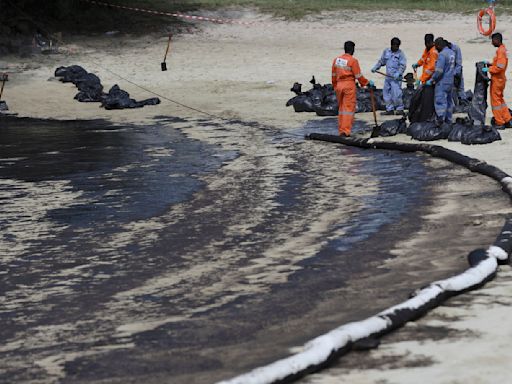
[488,44,512,126]
[416,47,438,83]
[331,53,369,136]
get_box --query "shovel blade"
[161,62,167,71]
[370,125,381,138]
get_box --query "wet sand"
[1,9,512,384]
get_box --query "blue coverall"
[432,46,456,122]
[450,42,466,100]
[372,48,407,112]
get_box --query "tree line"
[0,0,184,35]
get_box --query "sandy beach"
[2,8,512,384]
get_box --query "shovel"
[375,70,407,83]
[0,73,8,100]
[161,34,172,71]
[369,86,381,138]
[0,73,8,111]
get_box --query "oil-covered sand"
[1,9,512,384]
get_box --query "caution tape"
[79,0,261,26]
[78,0,372,32]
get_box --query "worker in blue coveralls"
[446,40,466,101]
[371,37,407,115]
[426,37,455,125]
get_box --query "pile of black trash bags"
[54,65,160,110]
[286,73,470,116]
[288,64,503,145]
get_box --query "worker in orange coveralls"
[483,32,512,128]
[332,41,373,136]
[412,33,438,84]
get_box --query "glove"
[412,63,419,70]
[371,67,377,73]
[415,80,420,87]
[368,80,375,87]
[425,79,433,86]
[482,67,489,73]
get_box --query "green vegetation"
[1,0,511,35]
[114,0,512,19]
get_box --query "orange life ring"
[477,7,496,36]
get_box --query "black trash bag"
[354,90,369,112]
[286,94,315,112]
[377,117,408,137]
[315,92,338,116]
[373,88,386,111]
[290,82,302,95]
[73,73,104,102]
[448,117,473,141]
[357,87,370,101]
[355,87,370,112]
[408,85,435,123]
[453,97,472,114]
[75,89,103,102]
[408,121,453,141]
[402,87,415,110]
[355,100,371,113]
[468,62,489,126]
[321,83,334,94]
[447,123,466,141]
[287,77,387,114]
[54,65,88,83]
[55,65,160,109]
[307,84,324,110]
[461,125,501,145]
[315,105,337,116]
[454,73,462,89]
[323,91,338,107]
[75,73,101,91]
[356,87,386,111]
[287,81,331,112]
[101,85,160,110]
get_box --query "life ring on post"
[477,7,496,36]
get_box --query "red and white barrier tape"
[79,0,260,26]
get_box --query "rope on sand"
[80,60,305,140]
[217,134,512,384]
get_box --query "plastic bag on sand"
[377,117,408,137]
[408,85,435,123]
[461,126,501,145]
[468,62,490,126]
[101,85,160,110]
[408,121,453,141]
[315,93,338,116]
[286,94,315,112]
[448,117,472,142]
[448,117,501,144]
[448,122,468,142]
